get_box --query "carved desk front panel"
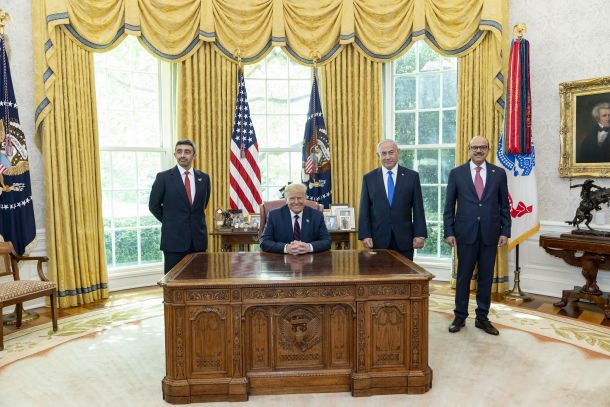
[159,250,433,403]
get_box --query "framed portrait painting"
[559,76,610,177]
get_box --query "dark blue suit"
[149,166,210,272]
[443,161,511,320]
[358,165,427,260]
[260,205,331,253]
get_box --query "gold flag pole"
[504,22,533,303]
[0,10,41,325]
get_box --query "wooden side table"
[539,233,610,319]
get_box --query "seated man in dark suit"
[260,183,331,254]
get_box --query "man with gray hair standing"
[578,102,610,163]
[358,139,427,260]
[260,183,331,254]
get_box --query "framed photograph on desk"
[324,215,339,231]
[337,208,355,229]
[248,214,261,227]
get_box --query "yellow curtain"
[41,28,108,308]
[320,45,381,247]
[177,44,238,252]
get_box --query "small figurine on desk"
[566,179,610,234]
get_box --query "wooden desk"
[158,250,433,403]
[539,233,610,318]
[210,229,357,252]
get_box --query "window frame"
[382,41,457,263]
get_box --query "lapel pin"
[197,178,202,181]
[306,219,310,223]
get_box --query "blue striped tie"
[387,170,394,206]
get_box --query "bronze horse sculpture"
[566,180,610,230]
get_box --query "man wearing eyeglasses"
[443,136,511,336]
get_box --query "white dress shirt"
[179,166,196,201]
[284,209,313,253]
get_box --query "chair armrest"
[12,255,50,282]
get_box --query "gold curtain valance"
[39,0,503,62]
[34,0,504,138]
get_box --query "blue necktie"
[387,170,394,206]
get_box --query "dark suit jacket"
[149,166,211,252]
[577,125,610,163]
[358,165,427,251]
[443,161,511,245]
[260,205,331,253]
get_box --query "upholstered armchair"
[0,241,57,351]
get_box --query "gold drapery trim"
[34,0,505,140]
[320,45,381,248]
[42,28,108,308]
[177,43,238,252]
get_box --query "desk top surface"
[159,250,433,287]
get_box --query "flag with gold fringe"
[0,35,36,255]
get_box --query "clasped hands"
[285,240,312,255]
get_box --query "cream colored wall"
[0,0,609,295]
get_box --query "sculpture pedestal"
[539,233,610,319]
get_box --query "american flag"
[229,68,262,213]
[0,36,36,255]
[302,71,331,208]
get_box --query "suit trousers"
[454,225,497,320]
[163,241,202,274]
[389,231,414,260]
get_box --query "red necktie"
[293,215,301,241]
[474,166,484,200]
[184,171,193,205]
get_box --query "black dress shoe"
[448,317,466,333]
[475,318,499,335]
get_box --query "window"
[385,41,457,259]
[94,37,175,272]
[244,48,312,201]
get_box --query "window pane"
[416,149,438,184]
[442,110,456,144]
[290,152,302,183]
[104,231,113,267]
[140,228,162,263]
[267,80,289,114]
[245,62,265,79]
[267,152,290,186]
[419,44,442,72]
[289,61,311,79]
[113,191,138,227]
[290,80,310,114]
[418,74,440,109]
[440,149,455,184]
[422,186,439,221]
[440,222,451,257]
[266,116,289,148]
[395,51,416,74]
[289,115,307,145]
[267,49,289,79]
[246,80,266,114]
[418,111,439,144]
[100,151,112,189]
[395,76,416,110]
[417,223,439,256]
[442,71,457,108]
[251,114,267,146]
[114,230,138,266]
[137,152,163,189]
[398,149,414,169]
[102,190,113,227]
[395,112,415,145]
[111,151,138,189]
[138,191,157,226]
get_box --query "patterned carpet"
[1,292,609,406]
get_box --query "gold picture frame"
[559,76,610,177]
